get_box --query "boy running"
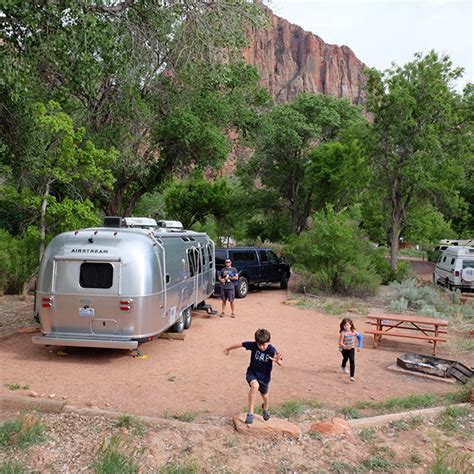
[224,328,282,424]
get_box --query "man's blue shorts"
[246,371,269,395]
[221,287,235,302]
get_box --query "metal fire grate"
[397,353,473,384]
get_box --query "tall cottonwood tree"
[1,0,267,215]
[365,51,472,271]
[240,93,366,234]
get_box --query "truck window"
[79,263,113,289]
[259,250,269,263]
[267,250,278,263]
[232,251,257,262]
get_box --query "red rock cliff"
[243,9,366,103]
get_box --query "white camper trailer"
[32,217,215,350]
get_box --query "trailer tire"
[170,317,184,333]
[183,307,192,330]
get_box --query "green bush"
[286,207,381,296]
[0,228,40,294]
[389,278,439,310]
[370,250,411,284]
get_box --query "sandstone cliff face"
[243,9,366,104]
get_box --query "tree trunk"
[389,204,403,272]
[39,181,51,262]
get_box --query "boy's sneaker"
[245,413,254,424]
[220,312,224,318]
[341,367,349,374]
[231,313,235,318]
[261,404,270,421]
[350,377,355,382]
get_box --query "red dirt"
[1,285,469,419]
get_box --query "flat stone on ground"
[233,413,300,438]
[310,417,352,436]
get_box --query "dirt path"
[1,286,469,419]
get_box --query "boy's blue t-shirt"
[242,341,277,384]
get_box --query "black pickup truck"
[214,247,291,298]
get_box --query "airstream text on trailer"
[32,217,215,350]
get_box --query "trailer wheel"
[183,307,192,330]
[170,317,184,333]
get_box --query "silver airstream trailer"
[32,217,215,350]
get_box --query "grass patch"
[340,406,362,419]
[389,415,423,431]
[116,415,145,435]
[330,461,360,473]
[165,411,197,423]
[272,399,324,419]
[93,434,142,473]
[0,460,29,473]
[362,456,393,471]
[430,443,472,474]
[0,414,46,448]
[158,461,200,474]
[359,428,376,442]
[437,405,470,435]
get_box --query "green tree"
[164,173,234,229]
[365,51,472,271]
[240,93,366,234]
[1,1,268,216]
[286,206,381,296]
[4,101,115,260]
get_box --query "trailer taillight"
[120,299,132,311]
[454,270,460,277]
[41,296,53,308]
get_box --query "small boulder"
[233,413,300,439]
[309,417,352,436]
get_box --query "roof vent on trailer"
[156,220,184,231]
[103,216,157,229]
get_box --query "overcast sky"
[268,0,472,91]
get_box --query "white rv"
[32,217,215,350]
[433,246,474,291]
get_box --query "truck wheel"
[236,276,249,298]
[183,307,192,330]
[170,317,184,333]
[280,273,288,289]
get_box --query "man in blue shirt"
[219,258,238,317]
[224,328,283,424]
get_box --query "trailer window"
[187,248,199,277]
[207,245,214,268]
[463,260,474,269]
[79,263,113,289]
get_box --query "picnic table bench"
[365,314,448,356]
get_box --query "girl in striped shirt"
[338,318,360,381]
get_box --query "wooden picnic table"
[365,314,448,356]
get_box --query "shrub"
[389,278,440,310]
[371,251,411,284]
[286,207,381,296]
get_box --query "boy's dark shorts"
[221,288,235,302]
[246,372,269,395]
